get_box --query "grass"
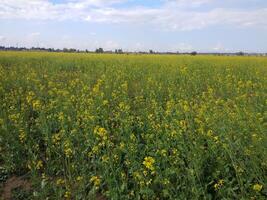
[0,51,266,199]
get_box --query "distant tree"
[85,49,89,53]
[236,51,244,56]
[115,49,123,54]
[69,48,77,52]
[149,50,154,54]
[95,48,104,53]
[62,48,76,53]
[191,51,197,56]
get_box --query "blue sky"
[0,0,267,52]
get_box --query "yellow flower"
[129,190,134,196]
[92,145,99,153]
[64,147,73,158]
[119,142,125,150]
[101,155,109,163]
[58,112,64,121]
[56,178,65,185]
[90,176,101,188]
[119,102,130,110]
[76,176,83,182]
[64,141,73,157]
[121,172,126,179]
[103,100,108,105]
[183,104,190,112]
[52,133,61,145]
[163,178,170,185]
[214,136,219,143]
[121,82,128,91]
[27,162,32,170]
[92,82,100,94]
[113,154,119,161]
[41,173,46,180]
[253,183,263,192]
[19,129,26,143]
[143,156,155,171]
[130,134,136,141]
[146,179,152,186]
[214,179,224,191]
[133,171,142,180]
[180,66,187,74]
[64,191,71,199]
[179,120,187,130]
[160,149,167,157]
[32,99,41,110]
[143,170,148,176]
[207,130,213,137]
[36,160,43,170]
[26,91,35,103]
[94,126,108,140]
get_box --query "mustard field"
[0,52,266,199]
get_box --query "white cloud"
[213,42,224,51]
[0,35,6,41]
[133,42,145,51]
[0,0,266,31]
[29,32,41,37]
[103,40,120,50]
[163,0,214,8]
[176,43,193,51]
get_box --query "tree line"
[0,46,264,56]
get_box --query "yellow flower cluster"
[52,133,62,145]
[143,156,155,171]
[252,183,263,192]
[90,176,101,188]
[56,178,65,185]
[64,190,71,199]
[1,52,266,199]
[64,141,73,158]
[214,179,224,191]
[19,129,26,143]
[27,160,43,170]
[94,126,108,140]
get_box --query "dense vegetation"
[0,52,266,199]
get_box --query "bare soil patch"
[1,176,31,200]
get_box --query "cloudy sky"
[0,0,267,52]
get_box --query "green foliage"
[0,52,266,199]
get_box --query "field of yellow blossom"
[0,51,266,199]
